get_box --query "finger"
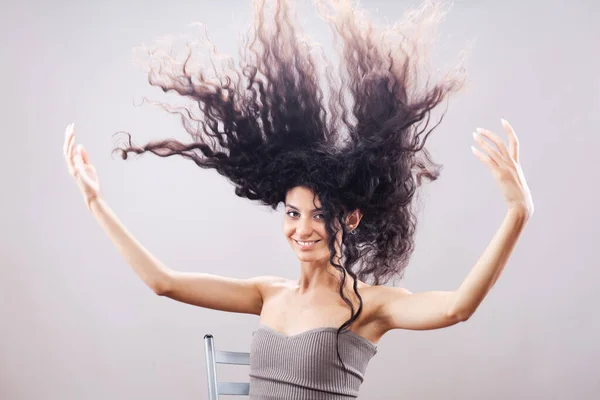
[79,145,90,165]
[74,153,96,189]
[63,123,73,156]
[67,134,79,176]
[71,150,81,178]
[68,124,77,159]
[77,145,85,164]
[476,127,511,160]
[68,134,76,165]
[64,124,75,174]
[64,124,74,157]
[74,150,84,170]
[65,134,76,172]
[73,149,88,177]
[501,118,519,163]
[471,145,496,171]
[473,132,502,167]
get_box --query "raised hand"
[63,123,101,211]
[471,118,534,218]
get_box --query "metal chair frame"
[204,333,251,399]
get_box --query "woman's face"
[283,186,362,263]
[283,186,332,263]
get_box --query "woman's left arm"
[449,118,535,319]
[448,206,529,320]
[376,119,535,331]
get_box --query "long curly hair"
[113,0,466,384]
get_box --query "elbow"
[151,272,174,296]
[151,280,171,296]
[153,286,167,296]
[447,308,474,323]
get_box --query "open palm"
[63,123,101,210]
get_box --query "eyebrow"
[285,204,323,212]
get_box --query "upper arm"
[374,286,464,331]
[159,272,283,316]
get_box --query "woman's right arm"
[89,196,278,315]
[89,196,172,294]
[67,124,277,315]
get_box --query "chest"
[258,283,386,345]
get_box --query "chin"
[294,250,328,263]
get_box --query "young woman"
[63,1,534,398]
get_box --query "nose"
[296,216,313,237]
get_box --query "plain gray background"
[2,0,599,399]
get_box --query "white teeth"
[296,240,318,246]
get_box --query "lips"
[294,239,321,248]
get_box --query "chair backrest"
[204,333,251,399]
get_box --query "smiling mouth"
[294,239,321,247]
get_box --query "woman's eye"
[286,211,323,220]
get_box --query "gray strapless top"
[249,324,378,399]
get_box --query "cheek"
[282,222,293,237]
[318,226,330,240]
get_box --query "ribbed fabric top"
[248,324,378,400]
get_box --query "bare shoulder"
[251,275,290,303]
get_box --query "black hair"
[112,0,466,385]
